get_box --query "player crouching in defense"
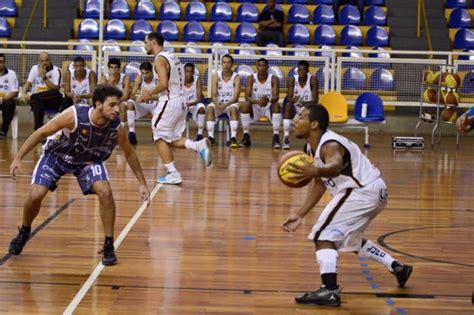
[281,104,413,307]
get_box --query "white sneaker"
[197,138,212,167]
[157,171,182,185]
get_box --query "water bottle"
[361,101,368,118]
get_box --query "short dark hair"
[73,56,85,63]
[298,60,310,69]
[146,32,165,46]
[257,58,268,65]
[222,54,234,64]
[0,53,5,60]
[108,58,121,68]
[305,104,329,131]
[139,61,153,71]
[92,84,123,107]
[184,62,195,70]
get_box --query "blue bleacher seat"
[268,65,283,84]
[0,0,17,17]
[314,24,336,45]
[461,71,474,93]
[159,1,181,21]
[211,2,233,22]
[288,4,310,24]
[83,0,100,19]
[157,21,179,41]
[186,2,207,21]
[123,61,141,82]
[130,20,152,41]
[342,45,363,58]
[288,66,298,78]
[445,0,467,8]
[449,8,471,28]
[316,66,332,88]
[235,43,256,55]
[108,0,130,19]
[370,68,393,90]
[238,0,258,3]
[313,5,335,25]
[264,43,283,56]
[235,22,257,43]
[237,3,259,22]
[368,46,390,68]
[78,18,99,39]
[288,0,308,3]
[339,5,361,25]
[209,22,232,42]
[128,41,147,53]
[183,42,203,54]
[366,26,389,47]
[314,0,333,4]
[342,67,366,90]
[183,21,205,42]
[365,0,384,5]
[104,19,126,40]
[454,28,474,48]
[315,45,333,57]
[340,25,362,46]
[0,17,10,37]
[458,48,474,61]
[135,1,156,20]
[288,24,310,45]
[289,45,310,56]
[103,40,121,52]
[73,39,94,51]
[236,65,254,86]
[208,42,229,55]
[364,6,386,26]
[163,40,175,53]
[355,92,385,122]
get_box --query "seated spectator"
[256,0,285,48]
[63,56,97,108]
[0,53,19,139]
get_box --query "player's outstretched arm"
[316,142,345,178]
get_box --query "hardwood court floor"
[0,126,473,314]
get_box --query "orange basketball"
[278,151,314,188]
[440,107,458,122]
[442,73,461,88]
[423,89,438,103]
[443,91,460,105]
[431,71,441,84]
[423,70,434,83]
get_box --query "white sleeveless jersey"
[104,73,126,92]
[307,130,381,196]
[140,74,159,104]
[71,69,91,103]
[184,76,199,103]
[217,71,238,103]
[251,73,273,100]
[156,51,184,100]
[294,74,313,106]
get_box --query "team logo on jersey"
[72,84,76,89]
[81,128,89,137]
[3,79,8,84]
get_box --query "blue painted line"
[358,257,367,261]
[370,283,379,289]
[396,307,407,315]
[385,299,395,306]
[243,236,256,241]
[360,263,368,267]
[362,269,370,275]
[366,276,373,281]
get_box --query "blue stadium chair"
[370,68,393,90]
[130,20,152,41]
[163,40,175,53]
[454,28,474,48]
[159,1,181,21]
[208,42,229,55]
[449,8,471,28]
[288,4,310,24]
[264,43,283,56]
[314,24,336,45]
[104,19,126,40]
[236,65,254,86]
[315,45,333,57]
[185,2,207,21]
[364,0,384,5]
[73,39,94,51]
[368,47,390,68]
[342,45,362,58]
[134,0,156,20]
[0,17,9,37]
[102,40,121,52]
[313,5,335,25]
[316,66,332,88]
[83,0,100,19]
[183,21,205,42]
[366,26,389,47]
[211,2,233,22]
[288,66,299,78]
[157,21,179,41]
[237,3,259,22]
[445,0,467,8]
[288,0,308,3]
[209,22,232,42]
[0,0,17,17]
[342,67,366,90]
[235,43,256,55]
[78,18,99,39]
[238,0,258,3]
[183,42,203,54]
[289,45,310,56]
[108,0,130,19]
[461,71,474,93]
[340,25,362,46]
[339,5,361,25]
[364,6,386,26]
[458,48,474,61]
[128,41,147,53]
[235,22,257,43]
[268,65,283,84]
[314,0,333,4]
[123,62,141,82]
[288,24,310,45]
[354,92,385,122]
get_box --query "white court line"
[63,183,162,315]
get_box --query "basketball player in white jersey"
[63,56,97,108]
[281,104,413,307]
[283,60,319,149]
[142,32,212,185]
[100,58,131,123]
[240,58,282,148]
[126,61,158,145]
[207,54,241,148]
[184,63,206,141]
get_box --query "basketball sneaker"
[239,133,251,147]
[128,132,137,145]
[282,136,290,149]
[272,134,281,149]
[197,138,213,166]
[0,131,7,139]
[295,286,341,307]
[229,137,239,148]
[8,227,30,255]
[391,261,413,287]
[208,137,216,146]
[102,240,117,266]
[157,171,183,185]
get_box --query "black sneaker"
[128,132,137,145]
[208,136,216,146]
[102,241,118,266]
[196,134,204,141]
[9,227,30,255]
[229,137,239,148]
[295,286,341,307]
[391,261,413,287]
[272,134,281,149]
[282,136,290,149]
[0,131,6,139]
[239,133,251,147]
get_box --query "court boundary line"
[63,183,162,315]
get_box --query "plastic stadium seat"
[128,41,147,53]
[236,65,254,86]
[339,5,361,25]
[289,45,310,56]
[288,4,310,24]
[313,5,335,25]
[288,66,298,77]
[288,0,308,3]
[237,3,259,22]
[235,22,257,43]
[0,0,17,17]
[268,65,283,84]
[0,17,9,37]
[78,18,99,39]
[183,42,203,54]
[368,47,390,68]
[238,0,258,2]
[454,28,474,48]
[449,8,471,28]
[108,0,130,19]
[163,40,175,53]
[342,67,366,90]
[157,21,179,41]
[458,48,474,60]
[315,45,333,57]
[445,0,467,8]
[461,71,474,93]
[74,38,94,51]
[105,19,126,40]
[288,24,310,45]
[185,2,207,21]
[159,1,181,21]
[364,6,386,26]
[235,43,256,55]
[316,66,332,88]
[340,25,362,46]
[370,68,393,90]
[365,0,384,5]
[208,42,229,55]
[342,45,363,58]
[209,22,232,42]
[83,0,100,19]
[135,1,156,20]
[354,92,385,122]
[131,20,152,41]
[123,62,141,82]
[320,92,348,123]
[314,24,336,45]
[183,21,205,42]
[102,40,121,52]
[366,26,389,47]
[314,0,333,4]
[264,43,283,55]
[211,2,233,22]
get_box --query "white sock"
[283,119,292,137]
[185,139,198,152]
[316,249,339,274]
[197,114,205,135]
[230,120,238,138]
[120,121,126,127]
[164,161,177,173]
[272,113,282,135]
[358,239,395,272]
[127,110,136,133]
[207,121,215,138]
[240,113,250,134]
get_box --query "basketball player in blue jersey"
[281,104,412,307]
[8,84,150,266]
[456,106,474,134]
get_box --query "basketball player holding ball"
[281,104,413,307]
